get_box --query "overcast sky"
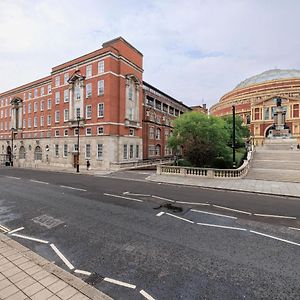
[1,0,300,108]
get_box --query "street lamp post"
[232,105,236,168]
[76,116,80,173]
[11,128,15,167]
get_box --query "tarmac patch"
[32,214,64,229]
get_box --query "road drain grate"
[154,203,183,212]
[85,272,104,285]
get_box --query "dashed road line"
[74,269,92,276]
[165,213,194,224]
[60,185,87,192]
[104,193,143,202]
[5,176,21,180]
[30,179,49,185]
[103,277,136,289]
[253,213,297,220]
[289,227,300,231]
[213,205,252,215]
[12,233,49,244]
[123,192,151,197]
[250,230,300,247]
[191,209,237,219]
[197,223,247,231]
[156,212,165,217]
[151,195,175,203]
[50,243,74,270]
[8,227,24,234]
[140,289,156,300]
[176,201,209,206]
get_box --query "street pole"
[77,117,80,173]
[11,128,14,167]
[232,105,236,168]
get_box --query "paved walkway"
[148,174,300,198]
[0,234,112,300]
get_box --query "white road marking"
[8,227,24,234]
[5,176,21,180]
[74,269,92,276]
[123,192,151,197]
[0,224,10,232]
[156,212,165,217]
[103,277,136,289]
[250,230,300,247]
[253,213,296,220]
[191,209,237,219]
[213,205,252,215]
[197,223,247,231]
[50,243,74,270]
[0,226,8,233]
[104,193,143,202]
[176,201,210,206]
[165,213,194,224]
[12,233,49,244]
[140,289,156,300]
[289,227,300,231]
[60,185,87,192]
[30,179,49,185]
[151,195,175,203]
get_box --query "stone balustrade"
[157,150,253,179]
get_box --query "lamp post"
[232,105,236,168]
[76,116,80,173]
[11,128,15,167]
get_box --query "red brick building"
[0,37,189,169]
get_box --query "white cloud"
[0,0,300,108]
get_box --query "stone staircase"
[246,139,300,182]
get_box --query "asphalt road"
[0,167,300,299]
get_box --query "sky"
[1,0,300,108]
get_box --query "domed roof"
[234,69,300,90]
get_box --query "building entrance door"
[73,154,79,168]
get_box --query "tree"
[168,112,232,167]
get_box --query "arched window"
[155,128,161,140]
[155,144,161,156]
[34,146,42,160]
[19,146,26,159]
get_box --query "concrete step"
[246,168,300,182]
[252,160,300,170]
[254,151,300,161]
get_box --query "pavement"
[148,173,300,198]
[0,234,112,300]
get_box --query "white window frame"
[55,111,60,123]
[64,89,69,102]
[97,144,103,160]
[86,83,92,98]
[86,127,92,136]
[63,144,68,157]
[64,129,68,136]
[86,105,92,119]
[47,99,51,110]
[47,115,51,125]
[64,109,69,122]
[98,60,104,74]
[55,91,60,104]
[86,65,92,78]
[85,144,91,159]
[55,76,60,87]
[55,130,60,137]
[97,80,104,95]
[98,103,104,118]
[97,126,104,135]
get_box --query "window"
[254,108,260,120]
[34,146,42,160]
[63,144,68,157]
[55,144,59,157]
[155,128,161,139]
[129,129,134,136]
[86,105,92,119]
[47,115,51,125]
[148,145,155,157]
[47,99,51,110]
[136,145,139,158]
[98,80,104,95]
[28,103,32,113]
[28,118,32,128]
[23,103,26,114]
[64,73,69,84]
[23,119,26,128]
[55,130,60,137]
[55,111,60,123]
[76,108,81,118]
[129,85,133,100]
[64,129,68,136]
[98,103,104,118]
[149,127,154,139]
[129,145,134,159]
[55,91,60,104]
[86,83,92,98]
[19,146,26,159]
[34,102,37,112]
[123,145,128,159]
[34,89,38,98]
[86,65,92,78]
[34,116,37,128]
[48,84,52,94]
[97,127,104,135]
[28,92,32,99]
[64,90,69,102]
[293,104,299,118]
[40,116,44,127]
[264,107,270,120]
[64,109,69,122]
[74,144,78,152]
[41,100,44,111]
[41,87,45,96]
[86,127,92,135]
[55,76,60,87]
[85,144,91,159]
[97,144,103,160]
[75,86,81,100]
[98,60,104,74]
[74,128,79,136]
